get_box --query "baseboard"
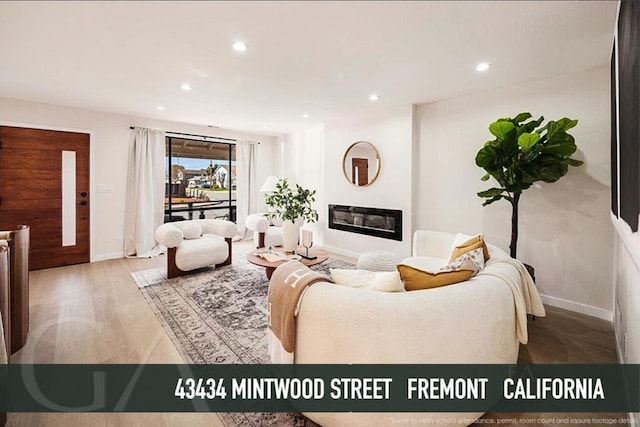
[92,251,125,262]
[320,245,360,261]
[539,293,613,322]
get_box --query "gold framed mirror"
[342,141,381,187]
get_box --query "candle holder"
[300,229,317,260]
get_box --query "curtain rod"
[129,126,245,143]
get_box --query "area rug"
[131,247,353,426]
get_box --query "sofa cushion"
[449,233,490,262]
[174,235,228,271]
[330,269,405,292]
[182,222,203,240]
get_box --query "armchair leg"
[257,232,265,249]
[216,238,233,267]
[167,247,187,279]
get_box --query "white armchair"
[245,213,283,248]
[155,219,237,279]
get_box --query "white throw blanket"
[477,257,546,344]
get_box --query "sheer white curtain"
[124,127,166,257]
[235,141,257,239]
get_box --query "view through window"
[165,137,236,223]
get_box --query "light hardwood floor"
[8,242,628,426]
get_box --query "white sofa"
[245,213,284,248]
[290,230,522,427]
[155,219,237,279]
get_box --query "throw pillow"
[182,222,203,240]
[442,247,485,272]
[397,264,475,291]
[449,233,490,262]
[330,269,377,289]
[370,271,406,292]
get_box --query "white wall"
[322,105,415,258]
[416,66,614,319]
[279,125,326,245]
[0,96,279,260]
[279,106,415,258]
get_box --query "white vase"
[282,219,302,253]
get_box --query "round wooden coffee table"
[247,247,329,279]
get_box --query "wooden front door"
[351,157,369,186]
[0,126,90,270]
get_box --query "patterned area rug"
[131,246,353,426]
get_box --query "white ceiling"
[0,1,617,136]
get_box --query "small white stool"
[357,250,402,272]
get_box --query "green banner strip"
[0,364,636,412]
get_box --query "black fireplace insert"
[328,204,402,241]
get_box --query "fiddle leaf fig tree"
[475,112,583,258]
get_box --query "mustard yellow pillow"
[449,235,490,262]
[397,263,475,291]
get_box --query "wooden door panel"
[0,168,62,180]
[0,126,90,270]
[0,179,61,192]
[0,127,88,144]
[0,198,61,210]
[351,158,369,186]
[0,208,61,222]
[0,150,63,170]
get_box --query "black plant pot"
[523,263,537,321]
[524,263,536,283]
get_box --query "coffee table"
[246,247,329,279]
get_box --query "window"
[165,136,236,223]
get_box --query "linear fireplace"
[328,204,402,241]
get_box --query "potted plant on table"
[475,112,583,272]
[264,179,319,252]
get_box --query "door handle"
[81,192,87,197]
[80,201,87,206]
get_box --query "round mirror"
[342,141,381,187]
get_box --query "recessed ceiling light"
[369,94,379,101]
[302,113,309,118]
[156,106,165,111]
[232,41,248,52]
[181,83,192,91]
[476,62,490,72]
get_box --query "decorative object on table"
[247,246,328,279]
[342,141,381,187]
[475,113,582,260]
[300,229,316,260]
[264,179,318,253]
